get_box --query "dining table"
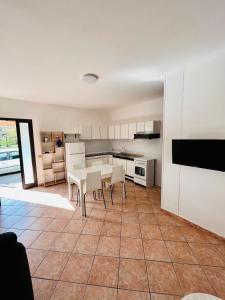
[67,164,113,216]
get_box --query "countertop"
[85,151,153,161]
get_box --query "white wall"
[0,97,109,184]
[110,98,163,186]
[162,51,225,237]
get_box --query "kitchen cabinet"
[86,156,103,167]
[79,119,159,140]
[114,125,121,139]
[108,155,113,165]
[102,155,109,164]
[145,120,154,132]
[74,124,82,134]
[113,157,126,171]
[86,158,92,167]
[137,121,145,132]
[92,125,100,139]
[126,160,135,177]
[120,124,129,139]
[108,126,114,139]
[128,123,136,139]
[81,125,92,139]
[100,125,108,139]
[86,154,112,167]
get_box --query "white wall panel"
[161,70,183,214]
[162,51,225,237]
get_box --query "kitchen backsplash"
[84,140,112,154]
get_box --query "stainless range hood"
[134,132,160,139]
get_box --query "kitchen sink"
[118,152,143,158]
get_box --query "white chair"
[102,165,126,204]
[70,163,86,203]
[82,170,106,216]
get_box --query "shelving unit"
[40,131,66,186]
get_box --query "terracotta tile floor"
[1,181,225,299]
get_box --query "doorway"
[0,118,37,189]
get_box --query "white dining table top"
[68,164,113,182]
[181,294,222,300]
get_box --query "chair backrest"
[85,170,102,193]
[111,165,125,184]
[91,160,103,167]
[73,160,86,170]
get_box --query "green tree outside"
[0,126,18,148]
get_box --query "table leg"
[79,182,85,217]
[68,178,72,201]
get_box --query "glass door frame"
[0,117,38,189]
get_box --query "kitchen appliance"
[172,139,225,172]
[134,133,160,139]
[65,142,85,174]
[134,158,155,187]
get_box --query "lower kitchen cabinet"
[86,155,134,178]
[86,156,103,167]
[86,154,112,167]
[113,157,127,173]
[107,155,113,165]
[126,160,135,177]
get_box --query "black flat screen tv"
[172,139,225,172]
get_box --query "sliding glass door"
[16,119,37,189]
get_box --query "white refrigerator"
[65,142,85,174]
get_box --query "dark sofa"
[0,232,34,300]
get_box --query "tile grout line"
[140,195,151,295]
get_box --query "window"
[0,152,8,161]
[9,151,19,160]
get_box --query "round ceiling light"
[82,73,99,83]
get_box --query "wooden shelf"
[40,131,66,186]
[44,179,66,187]
[53,169,65,174]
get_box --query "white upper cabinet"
[74,124,82,134]
[136,121,145,132]
[128,123,136,139]
[108,125,114,139]
[100,125,108,139]
[120,124,129,139]
[114,125,121,139]
[78,120,159,140]
[92,125,100,139]
[145,120,154,132]
[145,120,160,133]
[80,125,92,139]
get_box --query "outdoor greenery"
[0,127,18,148]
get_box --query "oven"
[134,159,147,181]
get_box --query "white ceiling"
[1,0,225,109]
